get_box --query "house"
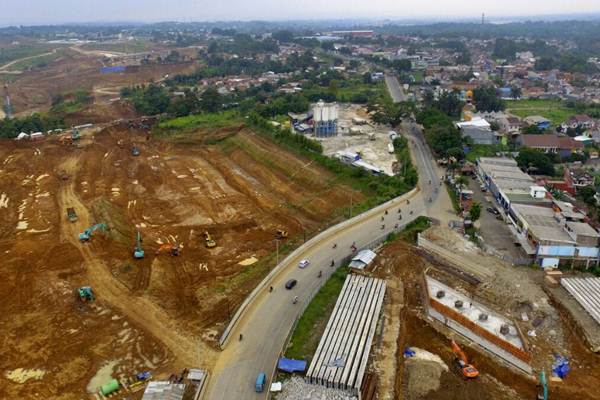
[566,114,594,130]
[505,117,525,135]
[461,126,500,145]
[524,116,552,130]
[568,168,594,191]
[519,134,584,160]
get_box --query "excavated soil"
[0,124,361,398]
[368,240,600,400]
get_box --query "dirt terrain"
[0,124,361,398]
[3,50,196,116]
[368,239,600,400]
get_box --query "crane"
[79,223,108,241]
[155,243,180,257]
[133,231,144,259]
[451,340,479,379]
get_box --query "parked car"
[486,207,500,215]
[298,259,310,269]
[285,279,297,290]
[480,184,487,192]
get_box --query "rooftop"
[511,204,575,244]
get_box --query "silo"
[312,100,338,138]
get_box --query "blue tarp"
[278,358,307,373]
[101,66,126,74]
[552,355,570,379]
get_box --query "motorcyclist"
[293,296,298,304]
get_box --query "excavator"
[155,243,180,257]
[133,231,145,259]
[275,229,288,239]
[77,286,94,302]
[537,370,548,400]
[451,340,479,379]
[79,223,108,242]
[204,231,216,248]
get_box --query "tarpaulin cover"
[552,355,570,378]
[278,358,307,373]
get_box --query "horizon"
[2,0,600,27]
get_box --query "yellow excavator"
[204,231,216,248]
[275,229,288,239]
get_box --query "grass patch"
[506,99,576,126]
[446,184,461,214]
[80,41,151,54]
[465,144,510,163]
[0,43,65,66]
[397,216,431,243]
[155,111,243,134]
[6,49,68,71]
[285,266,349,361]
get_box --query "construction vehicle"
[59,135,73,145]
[275,229,288,239]
[66,207,78,223]
[537,371,548,400]
[155,243,180,257]
[77,286,94,302]
[71,128,80,141]
[451,340,479,379]
[133,231,145,259]
[79,223,108,242]
[131,146,140,156]
[204,231,216,248]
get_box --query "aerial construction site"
[0,123,361,398]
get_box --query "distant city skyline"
[2,0,600,26]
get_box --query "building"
[524,115,552,130]
[476,157,550,211]
[331,30,374,38]
[520,134,584,160]
[566,114,594,130]
[312,100,338,137]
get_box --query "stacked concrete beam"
[561,277,600,325]
[306,274,386,394]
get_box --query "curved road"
[207,188,426,399]
[206,75,451,399]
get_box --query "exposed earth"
[0,124,362,398]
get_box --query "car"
[486,207,500,215]
[298,259,310,269]
[285,279,297,290]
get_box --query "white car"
[298,259,310,269]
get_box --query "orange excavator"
[155,243,181,257]
[451,340,479,379]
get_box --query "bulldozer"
[156,243,181,257]
[77,286,95,302]
[204,231,216,248]
[275,229,288,239]
[133,231,145,259]
[79,223,108,242]
[451,340,479,379]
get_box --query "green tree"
[493,38,517,61]
[469,201,482,222]
[516,147,555,175]
[199,87,222,113]
[579,185,597,206]
[510,86,522,99]
[473,86,505,112]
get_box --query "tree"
[469,201,482,222]
[435,91,464,118]
[579,186,597,206]
[425,124,463,158]
[473,86,505,112]
[371,99,414,127]
[522,124,543,135]
[493,38,517,61]
[272,30,294,43]
[510,86,522,99]
[516,147,555,176]
[199,87,222,113]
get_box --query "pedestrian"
[269,286,273,293]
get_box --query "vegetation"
[472,86,505,112]
[285,266,349,361]
[50,89,93,115]
[154,110,243,134]
[0,43,65,66]
[397,216,431,244]
[516,147,556,176]
[0,113,65,138]
[469,201,482,222]
[465,144,509,163]
[506,99,577,126]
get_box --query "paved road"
[207,188,426,399]
[384,74,407,103]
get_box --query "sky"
[3,0,600,26]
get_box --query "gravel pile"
[277,377,358,400]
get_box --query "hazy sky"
[3,0,600,25]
